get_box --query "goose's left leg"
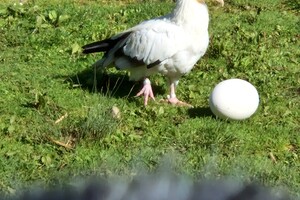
[167,80,193,107]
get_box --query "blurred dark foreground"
[4,174,291,200]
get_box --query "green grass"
[0,0,299,198]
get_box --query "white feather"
[86,0,213,93]
[119,0,209,81]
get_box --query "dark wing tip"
[82,41,110,54]
[147,60,162,68]
[82,32,132,54]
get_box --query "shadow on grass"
[62,67,165,101]
[283,0,300,11]
[187,106,215,118]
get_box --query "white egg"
[209,79,259,120]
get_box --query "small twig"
[55,113,68,124]
[126,83,137,100]
[47,136,73,150]
[66,135,75,146]
[269,152,277,163]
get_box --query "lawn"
[0,0,299,198]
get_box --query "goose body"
[82,0,224,106]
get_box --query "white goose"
[82,0,224,106]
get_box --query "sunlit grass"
[0,0,299,198]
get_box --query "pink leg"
[165,82,193,107]
[136,78,155,106]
